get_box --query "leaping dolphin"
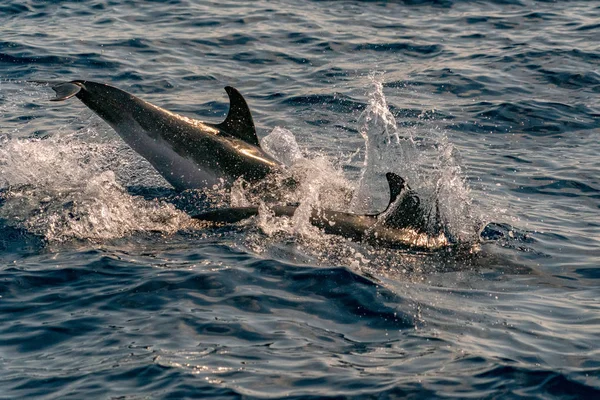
[192,173,451,250]
[49,80,282,190]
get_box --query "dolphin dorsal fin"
[382,172,407,215]
[216,86,260,146]
[380,172,427,231]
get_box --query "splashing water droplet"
[0,132,190,242]
[261,127,304,167]
[352,74,481,242]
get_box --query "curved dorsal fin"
[380,172,428,231]
[215,86,260,146]
[382,172,407,214]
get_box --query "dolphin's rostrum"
[50,80,282,190]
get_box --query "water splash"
[352,75,480,242]
[240,77,480,260]
[242,128,358,253]
[260,126,303,167]
[351,74,419,214]
[233,126,353,213]
[229,127,306,208]
[0,132,191,242]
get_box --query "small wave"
[538,69,600,91]
[473,100,598,136]
[474,365,600,398]
[281,93,366,114]
[511,177,600,198]
[0,3,32,16]
[575,23,600,32]
[0,45,121,72]
[395,67,504,98]
[353,42,444,58]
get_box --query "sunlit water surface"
[1,0,599,398]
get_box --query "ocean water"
[1,0,599,398]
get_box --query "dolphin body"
[49,80,282,190]
[192,173,451,250]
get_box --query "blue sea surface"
[1,0,599,398]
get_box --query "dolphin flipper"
[50,82,82,101]
[216,86,260,146]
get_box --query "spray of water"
[351,75,418,214]
[260,126,304,167]
[0,131,190,242]
[241,74,480,262]
[351,74,480,242]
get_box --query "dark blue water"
[1,0,599,398]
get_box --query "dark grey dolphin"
[192,173,450,250]
[49,80,282,190]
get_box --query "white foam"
[0,131,189,242]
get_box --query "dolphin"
[191,173,451,250]
[48,80,282,190]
